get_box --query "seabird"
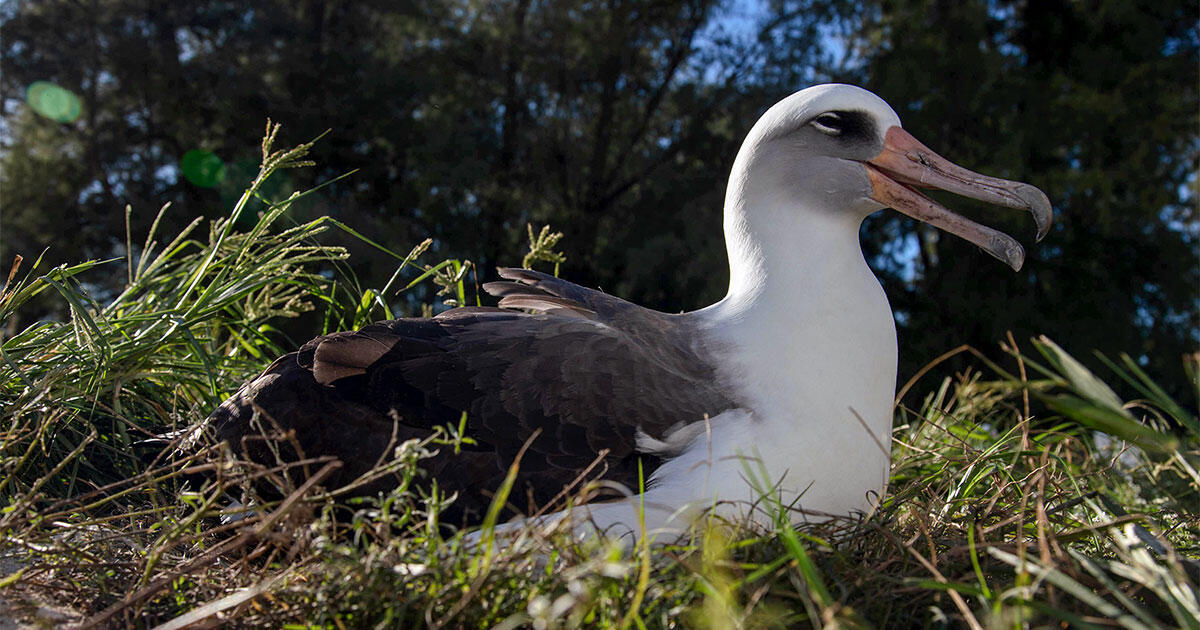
[207,84,1051,540]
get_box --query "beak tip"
[1034,220,1050,242]
[1014,183,1053,242]
[991,236,1025,272]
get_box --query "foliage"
[523,224,567,275]
[1,147,1197,628]
[3,1,1196,400]
[845,0,1199,402]
[0,0,841,319]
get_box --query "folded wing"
[207,268,737,525]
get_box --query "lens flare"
[26,81,82,123]
[180,149,226,188]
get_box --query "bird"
[206,84,1051,541]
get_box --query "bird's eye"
[811,112,845,135]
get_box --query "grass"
[1,131,1196,628]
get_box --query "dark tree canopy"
[849,0,1198,401]
[2,0,1196,397]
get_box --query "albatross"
[207,84,1051,540]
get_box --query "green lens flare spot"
[25,81,82,123]
[181,149,226,188]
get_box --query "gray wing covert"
[207,269,737,525]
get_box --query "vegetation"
[2,0,1197,401]
[1,141,1196,627]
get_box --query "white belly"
[682,265,900,527]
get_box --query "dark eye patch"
[811,110,874,140]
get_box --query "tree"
[2,0,845,316]
[845,0,1198,401]
[2,0,1195,398]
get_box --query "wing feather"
[207,271,738,526]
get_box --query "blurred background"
[1,0,1196,399]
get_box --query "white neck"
[721,195,870,311]
[696,167,899,435]
[682,179,899,519]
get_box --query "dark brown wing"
[206,269,736,526]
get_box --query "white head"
[721,84,1051,299]
[728,84,901,223]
